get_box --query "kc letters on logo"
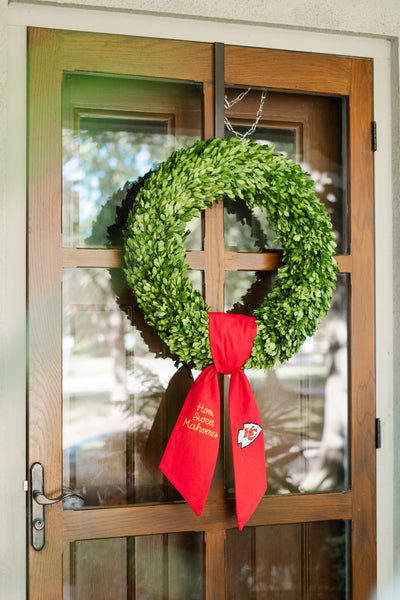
[237,423,262,449]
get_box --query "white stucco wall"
[10,0,400,37]
[0,3,27,599]
[1,1,399,598]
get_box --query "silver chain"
[224,88,251,109]
[224,89,267,140]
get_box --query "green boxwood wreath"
[123,137,338,371]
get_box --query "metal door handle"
[33,489,84,505]
[30,462,85,551]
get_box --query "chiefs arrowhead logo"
[237,423,262,449]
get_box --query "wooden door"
[28,29,375,599]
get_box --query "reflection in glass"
[226,520,348,599]
[224,120,295,252]
[62,268,203,508]
[223,87,347,254]
[225,271,275,316]
[225,199,281,252]
[62,73,203,249]
[64,532,204,599]
[187,270,204,296]
[224,273,348,495]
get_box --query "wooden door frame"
[28,28,375,599]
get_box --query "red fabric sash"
[159,312,267,530]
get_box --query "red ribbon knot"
[159,312,267,530]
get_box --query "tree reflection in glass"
[224,273,348,495]
[62,268,202,508]
[62,73,203,249]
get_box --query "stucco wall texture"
[11,0,400,38]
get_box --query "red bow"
[159,312,267,529]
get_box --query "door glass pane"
[224,273,348,495]
[64,532,204,599]
[226,520,349,599]
[62,73,203,249]
[63,268,203,508]
[223,87,347,254]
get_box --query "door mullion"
[203,201,226,505]
[204,202,225,312]
[203,41,225,313]
[205,530,226,600]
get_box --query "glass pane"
[62,73,203,249]
[226,520,349,599]
[63,268,203,508]
[223,87,347,254]
[224,273,348,495]
[224,270,276,315]
[187,270,204,295]
[64,532,204,599]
